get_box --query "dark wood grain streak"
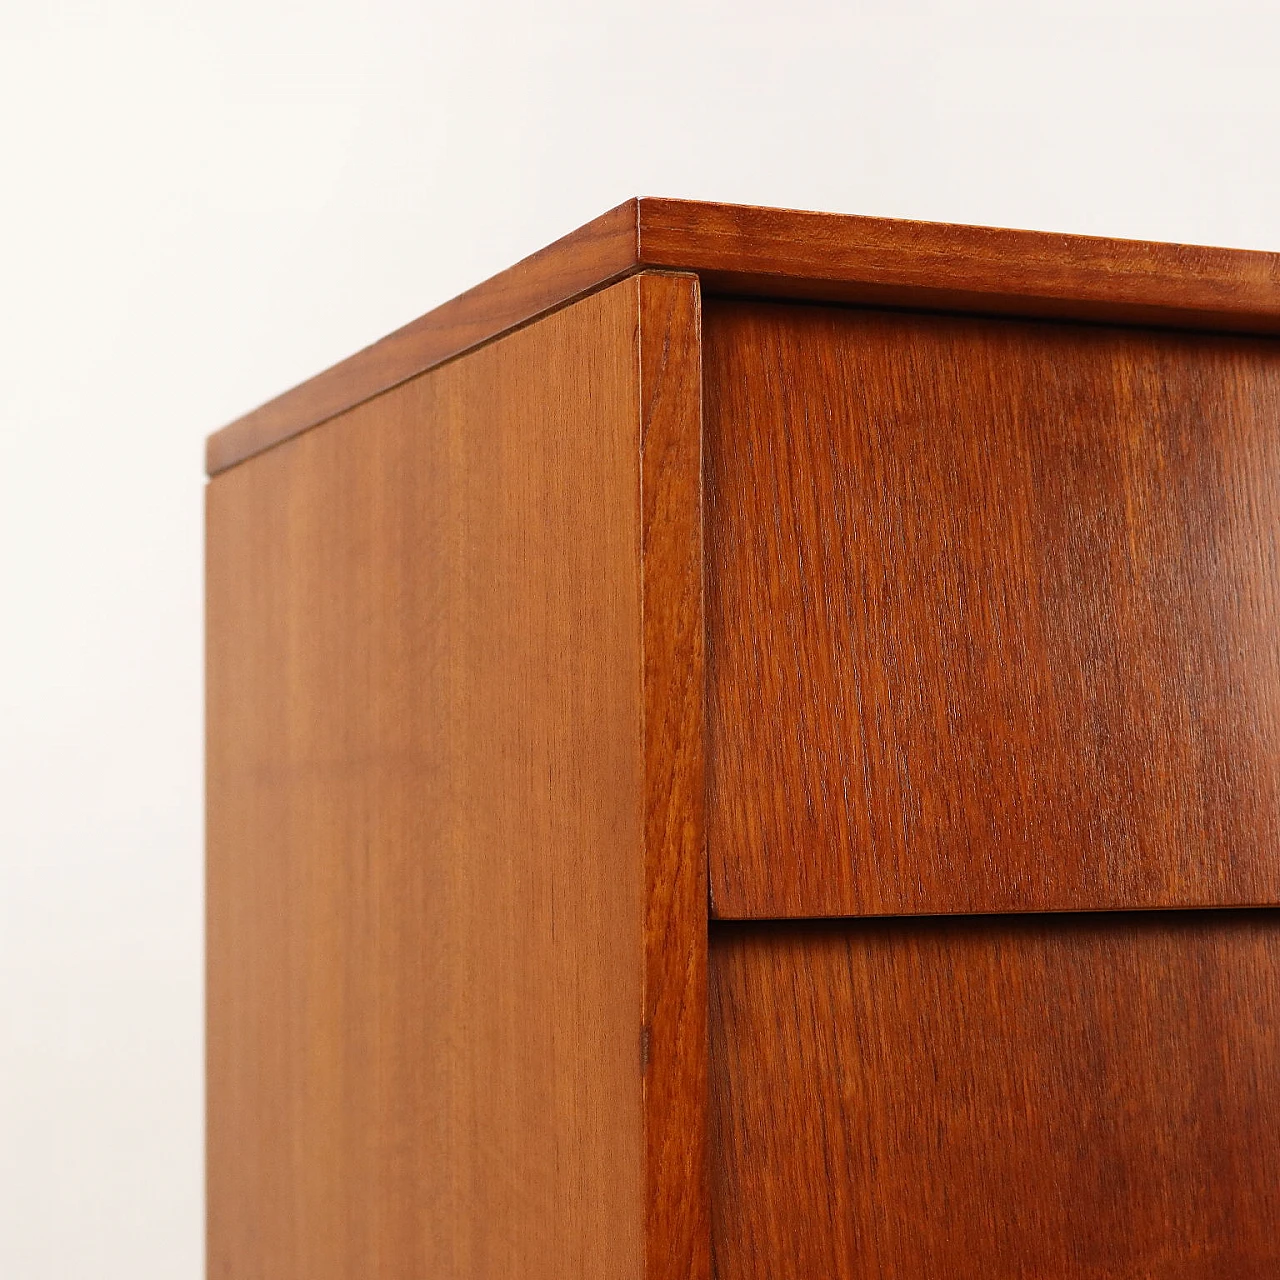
[206,273,707,1279]
[709,914,1280,1280]
[637,273,709,1280]
[704,299,1280,918]
[208,199,1280,475]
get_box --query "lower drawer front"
[710,913,1280,1279]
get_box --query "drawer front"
[709,914,1280,1280]
[705,300,1280,917]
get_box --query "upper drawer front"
[704,300,1280,918]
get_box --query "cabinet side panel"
[704,300,1280,916]
[709,914,1280,1279]
[207,281,648,1279]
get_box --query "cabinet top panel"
[207,198,1280,474]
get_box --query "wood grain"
[638,273,709,1280]
[207,199,1280,475]
[205,199,640,475]
[709,913,1280,1280]
[639,197,1280,334]
[206,272,706,1280]
[704,299,1280,917]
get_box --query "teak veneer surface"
[206,273,707,1280]
[207,200,1280,1280]
[207,199,1280,474]
[704,299,1280,917]
[709,914,1280,1280]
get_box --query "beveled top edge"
[206,198,641,476]
[207,197,1280,475]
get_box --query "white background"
[1,1,1278,1275]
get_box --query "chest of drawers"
[207,200,1280,1278]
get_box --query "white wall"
[1,1,1276,1275]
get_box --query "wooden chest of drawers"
[206,199,1280,1278]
